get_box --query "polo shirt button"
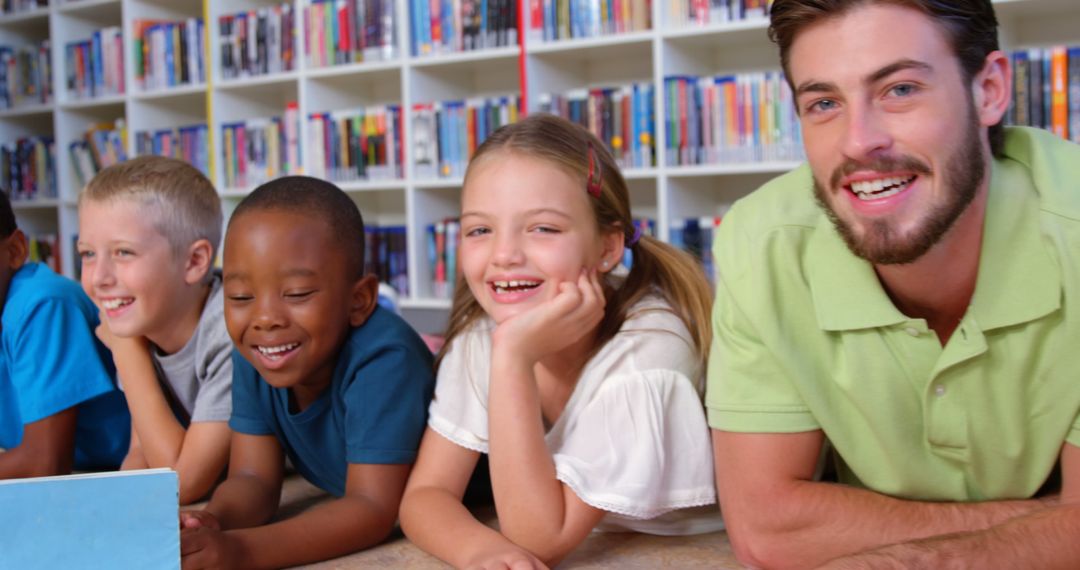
[905,327,921,337]
[934,385,946,397]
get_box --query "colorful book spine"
[411,95,521,180]
[218,3,295,80]
[0,39,51,109]
[306,105,403,182]
[426,217,461,299]
[0,0,47,16]
[365,224,409,296]
[410,0,518,56]
[670,215,722,282]
[27,233,59,273]
[666,0,774,27]
[220,104,300,190]
[530,0,649,42]
[133,18,206,92]
[69,119,128,186]
[304,0,397,68]
[64,27,124,100]
[662,71,802,168]
[538,82,656,169]
[1,136,56,201]
[1007,44,1080,143]
[134,124,210,177]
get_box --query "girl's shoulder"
[594,295,700,378]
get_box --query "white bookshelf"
[1,0,1076,330]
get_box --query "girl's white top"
[428,295,724,535]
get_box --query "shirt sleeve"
[427,332,491,453]
[8,298,116,424]
[553,369,717,520]
[227,351,274,436]
[343,343,435,465]
[190,317,234,423]
[705,270,820,432]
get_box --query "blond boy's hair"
[80,156,222,259]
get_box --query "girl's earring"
[601,260,610,270]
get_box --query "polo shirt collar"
[806,212,908,332]
[968,157,1060,330]
[805,153,1062,333]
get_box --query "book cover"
[0,468,179,569]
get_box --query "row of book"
[426,218,460,299]
[133,18,207,92]
[409,0,519,57]
[664,72,803,167]
[307,105,404,183]
[365,225,409,296]
[65,27,124,100]
[28,233,59,274]
[670,215,721,282]
[305,0,397,68]
[221,102,301,190]
[0,0,45,15]
[537,82,656,170]
[134,124,210,177]
[0,40,51,109]
[69,119,127,186]
[412,95,521,179]
[664,0,771,28]
[2,137,56,201]
[527,0,651,43]
[218,3,297,81]
[1007,46,1080,144]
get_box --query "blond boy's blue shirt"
[706,127,1080,502]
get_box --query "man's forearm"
[730,479,1047,569]
[820,501,1080,570]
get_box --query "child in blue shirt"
[0,191,129,477]
[180,176,434,568]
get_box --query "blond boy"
[78,156,231,504]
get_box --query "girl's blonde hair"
[437,114,713,371]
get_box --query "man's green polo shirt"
[706,127,1080,502]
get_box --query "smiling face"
[459,152,616,325]
[790,3,993,265]
[78,199,196,344]
[223,208,373,403]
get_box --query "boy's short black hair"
[230,176,366,279]
[0,190,16,238]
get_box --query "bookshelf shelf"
[409,46,520,68]
[132,83,208,101]
[305,59,404,79]
[216,72,299,92]
[59,95,126,110]
[4,0,1077,331]
[11,198,61,210]
[57,0,122,16]
[527,30,654,54]
[0,6,50,25]
[0,103,53,118]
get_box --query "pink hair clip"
[586,141,603,199]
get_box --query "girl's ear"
[348,274,380,327]
[598,227,625,273]
[183,239,214,285]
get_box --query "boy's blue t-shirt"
[229,306,435,496]
[0,263,130,469]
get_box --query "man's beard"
[812,112,986,265]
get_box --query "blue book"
[0,468,179,569]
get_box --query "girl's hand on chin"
[491,268,605,364]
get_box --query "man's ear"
[183,238,214,285]
[5,229,28,271]
[349,274,380,327]
[973,50,1011,128]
